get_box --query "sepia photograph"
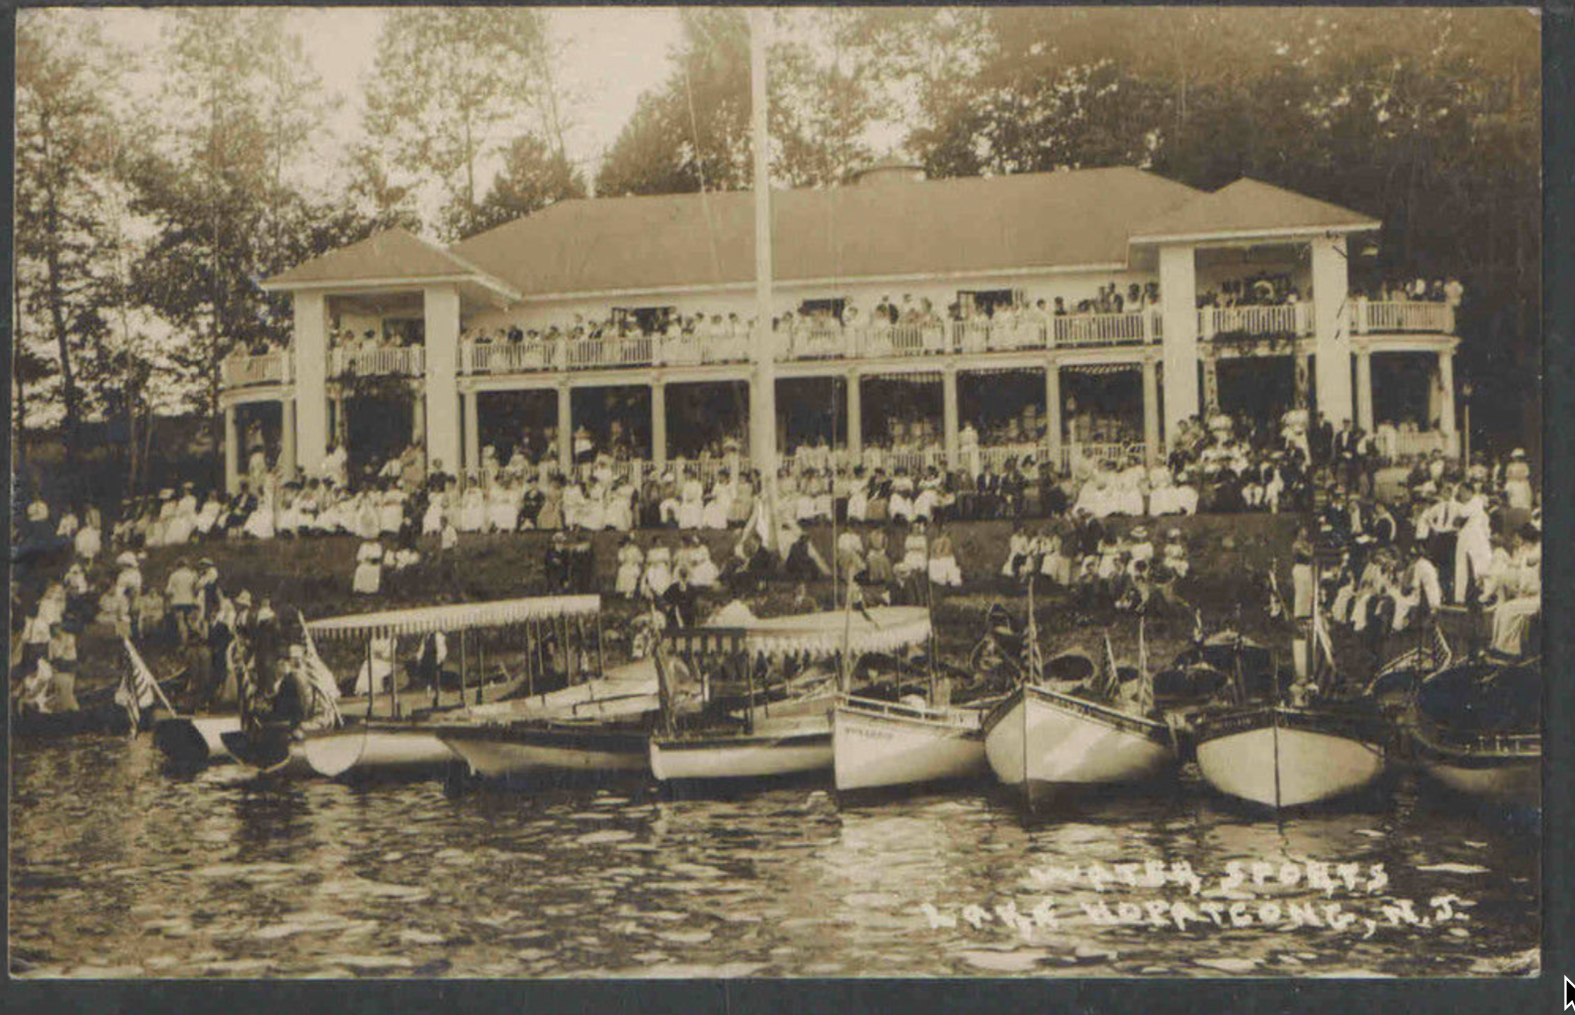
[9,5,1544,983]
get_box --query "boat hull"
[220,727,316,778]
[301,726,457,779]
[438,723,651,779]
[1410,728,1540,807]
[650,721,833,782]
[153,715,240,766]
[831,700,986,792]
[983,686,1175,790]
[1195,707,1385,809]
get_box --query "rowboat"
[647,605,933,784]
[1193,704,1387,809]
[831,694,989,792]
[1408,657,1540,807]
[982,683,1176,794]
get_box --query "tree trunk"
[39,112,81,464]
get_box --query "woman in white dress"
[354,490,382,541]
[688,536,719,588]
[560,481,588,531]
[677,469,705,529]
[580,481,607,532]
[606,479,635,532]
[928,526,962,587]
[642,541,673,599]
[889,471,915,524]
[899,525,928,576]
[458,478,487,533]
[243,484,277,540]
[702,472,733,530]
[422,490,445,535]
[352,540,383,595]
[847,468,870,523]
[614,538,644,597]
[353,635,395,694]
[488,476,520,534]
[811,469,834,522]
[1113,459,1147,517]
[195,493,223,538]
[379,486,404,537]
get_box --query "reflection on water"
[10,736,1538,978]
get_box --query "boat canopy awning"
[306,595,601,640]
[701,605,932,658]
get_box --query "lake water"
[10,734,1539,979]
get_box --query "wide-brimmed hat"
[1511,448,1526,460]
[235,590,253,607]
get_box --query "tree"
[468,134,587,236]
[127,8,334,478]
[14,15,120,463]
[596,9,886,197]
[362,8,555,241]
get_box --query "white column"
[1142,358,1160,467]
[942,367,959,468]
[1437,349,1457,453]
[291,290,330,475]
[1355,347,1374,433]
[281,398,297,477]
[461,390,479,472]
[1045,363,1063,470]
[223,404,239,494]
[1311,235,1353,425]
[1158,244,1200,440]
[422,284,462,476]
[652,381,667,467]
[846,370,862,457]
[557,384,573,474]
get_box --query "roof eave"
[1128,221,1381,246]
[261,272,522,303]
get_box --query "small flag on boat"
[1266,567,1284,620]
[1099,631,1120,699]
[1193,609,1205,645]
[299,612,344,728]
[117,637,167,733]
[1137,619,1154,716]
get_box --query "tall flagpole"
[748,9,779,499]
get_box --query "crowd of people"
[1308,444,1540,659]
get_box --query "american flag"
[1023,576,1044,685]
[117,637,169,732]
[299,612,344,728]
[1136,619,1154,716]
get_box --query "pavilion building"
[232,163,1460,490]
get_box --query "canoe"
[437,719,652,779]
[153,714,240,766]
[982,684,1176,792]
[1408,657,1539,806]
[1193,705,1386,809]
[649,713,833,782]
[831,696,988,792]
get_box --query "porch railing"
[1199,303,1313,340]
[1355,300,1456,335]
[222,350,290,388]
[330,345,425,378]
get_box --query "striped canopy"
[306,595,601,640]
[704,606,931,658]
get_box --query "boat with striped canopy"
[649,605,933,783]
[220,595,605,779]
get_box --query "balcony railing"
[1355,300,1456,335]
[330,345,425,378]
[222,351,289,388]
[458,312,1162,378]
[1199,303,1313,340]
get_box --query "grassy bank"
[19,513,1304,698]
